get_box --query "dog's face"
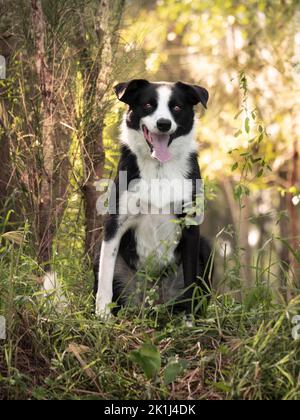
[115,80,209,164]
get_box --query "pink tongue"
[150,133,172,163]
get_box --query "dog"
[94,80,212,317]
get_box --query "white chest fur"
[134,159,186,267]
[135,213,181,268]
[119,156,195,268]
[119,121,198,269]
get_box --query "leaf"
[251,157,262,163]
[213,382,231,393]
[234,110,243,120]
[228,148,239,154]
[231,162,238,171]
[245,117,250,134]
[234,129,242,138]
[164,360,187,385]
[234,185,243,201]
[130,342,161,380]
[257,168,264,178]
[258,133,264,143]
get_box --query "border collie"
[94,80,212,317]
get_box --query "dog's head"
[114,80,209,164]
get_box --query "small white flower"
[292,195,300,206]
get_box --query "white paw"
[95,296,112,319]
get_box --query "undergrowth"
[0,230,300,400]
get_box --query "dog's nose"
[157,118,172,132]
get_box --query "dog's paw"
[95,296,112,319]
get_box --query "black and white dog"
[94,80,212,317]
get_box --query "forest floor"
[1,258,300,400]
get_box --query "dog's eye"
[143,103,153,111]
[173,105,182,112]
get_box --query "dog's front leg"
[95,234,121,317]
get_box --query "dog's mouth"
[142,125,172,164]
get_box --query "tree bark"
[0,107,11,208]
[82,123,105,259]
[80,0,125,260]
[288,139,300,288]
[31,0,70,268]
[0,31,14,215]
[279,169,290,300]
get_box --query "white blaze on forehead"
[141,84,177,134]
[156,85,173,120]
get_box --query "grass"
[1,230,300,400]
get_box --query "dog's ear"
[176,81,209,109]
[114,79,150,104]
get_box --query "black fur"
[104,145,140,242]
[115,81,209,143]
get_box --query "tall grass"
[1,220,300,400]
[1,70,300,400]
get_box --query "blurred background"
[119,0,300,298]
[1,0,300,299]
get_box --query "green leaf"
[234,185,243,201]
[234,110,243,120]
[231,162,238,171]
[251,157,262,163]
[213,382,231,393]
[245,117,250,134]
[257,168,264,178]
[164,360,187,385]
[130,342,161,380]
[258,133,264,143]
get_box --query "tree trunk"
[80,0,125,260]
[82,123,105,258]
[288,139,300,288]
[0,101,11,209]
[279,169,290,300]
[0,31,14,218]
[31,0,70,269]
[31,0,55,267]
